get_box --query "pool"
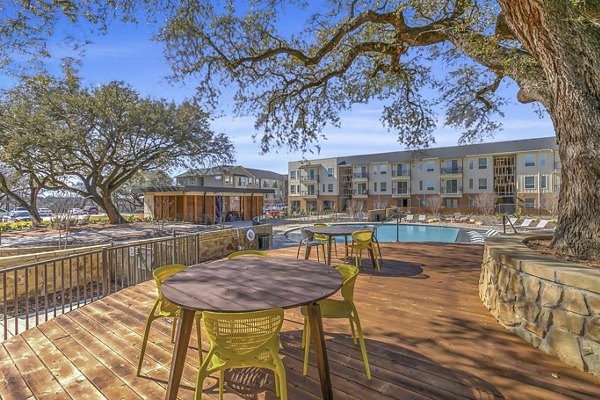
[285,223,471,243]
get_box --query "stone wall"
[480,234,600,377]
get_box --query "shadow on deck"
[0,243,599,399]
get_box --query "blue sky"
[35,15,554,174]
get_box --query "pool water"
[286,224,462,243]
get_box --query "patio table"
[306,225,375,265]
[161,257,343,400]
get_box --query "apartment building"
[288,137,561,214]
[175,166,288,206]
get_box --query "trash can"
[258,233,270,250]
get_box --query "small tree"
[470,193,496,215]
[424,195,442,216]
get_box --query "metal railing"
[441,187,463,194]
[300,190,319,197]
[392,188,411,195]
[391,169,410,177]
[300,175,319,182]
[352,189,369,195]
[441,167,463,175]
[352,172,368,179]
[0,234,202,341]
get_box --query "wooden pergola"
[142,186,274,223]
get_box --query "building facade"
[175,166,287,207]
[288,137,561,214]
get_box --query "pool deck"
[0,242,598,399]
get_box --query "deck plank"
[0,243,598,400]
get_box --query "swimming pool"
[285,223,469,243]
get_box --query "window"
[541,175,547,189]
[224,175,231,183]
[357,183,367,194]
[273,181,278,188]
[290,185,296,194]
[445,179,458,193]
[426,180,435,191]
[478,158,487,169]
[524,176,536,189]
[418,162,423,173]
[540,154,547,166]
[307,185,316,195]
[379,164,388,175]
[468,159,474,170]
[478,178,488,190]
[248,177,253,184]
[469,178,473,190]
[373,182,378,192]
[419,180,423,191]
[396,181,408,194]
[426,161,435,172]
[380,182,387,192]
[327,183,334,192]
[524,154,536,167]
[291,200,300,210]
[327,167,334,177]
[263,180,269,188]
[323,184,325,192]
[524,198,536,208]
[290,170,296,179]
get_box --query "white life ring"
[246,228,256,241]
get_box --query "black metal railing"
[0,234,203,341]
[441,166,463,174]
[391,169,410,177]
[352,189,369,195]
[352,172,368,179]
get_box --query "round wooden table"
[306,225,375,265]
[161,257,343,400]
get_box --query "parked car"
[82,206,99,214]
[2,210,31,222]
[37,208,53,217]
[70,208,85,215]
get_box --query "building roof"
[137,185,275,195]
[289,136,558,166]
[244,167,287,181]
[176,165,286,180]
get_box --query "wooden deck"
[1,243,599,399]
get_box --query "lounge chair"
[417,214,427,223]
[404,214,414,222]
[516,219,533,229]
[527,219,552,230]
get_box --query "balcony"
[440,166,463,176]
[441,186,463,196]
[392,188,411,197]
[300,190,319,197]
[300,175,319,183]
[352,172,368,180]
[391,169,410,178]
[352,189,368,197]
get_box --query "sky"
[26,8,554,175]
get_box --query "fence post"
[195,233,201,265]
[172,231,177,265]
[102,247,108,297]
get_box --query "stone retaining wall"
[479,234,600,377]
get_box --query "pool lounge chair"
[417,214,427,223]
[516,219,533,229]
[527,219,552,230]
[404,214,414,222]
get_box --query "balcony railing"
[352,172,368,179]
[392,188,411,196]
[300,191,319,197]
[392,169,410,177]
[441,187,463,195]
[300,175,319,182]
[352,189,369,196]
[441,166,463,175]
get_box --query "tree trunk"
[499,0,600,259]
[100,189,127,225]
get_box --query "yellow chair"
[301,264,371,380]
[346,230,380,272]
[228,250,269,260]
[137,264,202,375]
[195,309,287,400]
[313,223,337,257]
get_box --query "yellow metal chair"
[313,223,338,257]
[301,264,371,380]
[195,309,287,400]
[228,250,269,260]
[346,230,380,272]
[137,264,202,375]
